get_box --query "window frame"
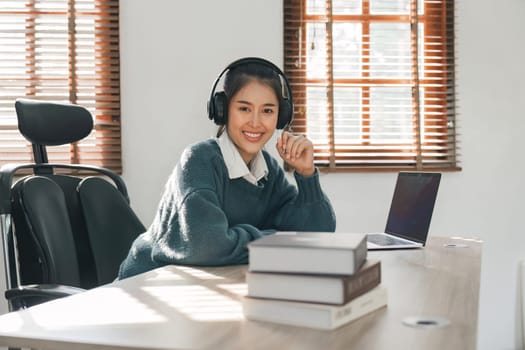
[283,0,459,172]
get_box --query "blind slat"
[0,0,121,173]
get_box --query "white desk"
[0,235,482,350]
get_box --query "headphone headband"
[207,57,294,129]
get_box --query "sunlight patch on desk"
[29,287,166,329]
[142,265,226,283]
[449,236,483,243]
[0,312,26,332]
[217,283,248,297]
[144,268,186,281]
[175,265,227,280]
[142,285,243,321]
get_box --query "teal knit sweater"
[118,139,336,279]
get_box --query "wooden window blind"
[284,0,459,172]
[0,0,121,173]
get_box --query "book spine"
[331,286,387,329]
[352,237,368,273]
[343,262,381,303]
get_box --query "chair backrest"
[12,176,83,287]
[1,98,146,297]
[77,177,146,285]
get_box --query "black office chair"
[0,98,146,312]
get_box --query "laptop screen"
[384,172,441,244]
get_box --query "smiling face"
[226,80,279,164]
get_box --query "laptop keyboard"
[367,234,409,246]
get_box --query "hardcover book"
[246,259,381,305]
[248,232,367,275]
[242,286,387,330]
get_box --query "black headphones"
[207,57,294,130]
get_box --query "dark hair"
[216,63,285,137]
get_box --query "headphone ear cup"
[211,91,228,125]
[277,99,293,129]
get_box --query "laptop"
[367,172,441,250]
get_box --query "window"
[0,0,121,173]
[284,0,459,171]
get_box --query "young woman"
[118,58,336,279]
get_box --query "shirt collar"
[217,132,268,185]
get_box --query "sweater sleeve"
[150,188,274,266]
[269,168,337,232]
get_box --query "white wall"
[119,1,525,349]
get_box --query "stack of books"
[242,232,387,330]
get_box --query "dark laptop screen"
[384,172,441,244]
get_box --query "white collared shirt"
[216,132,268,186]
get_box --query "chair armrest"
[5,284,86,310]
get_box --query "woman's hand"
[276,131,315,177]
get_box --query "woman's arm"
[151,188,274,266]
[271,131,336,232]
[268,168,337,232]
